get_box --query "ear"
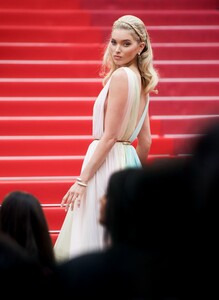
[139,42,146,54]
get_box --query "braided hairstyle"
[100,15,159,94]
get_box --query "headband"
[115,20,142,41]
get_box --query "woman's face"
[110,29,142,67]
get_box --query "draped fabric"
[54,67,149,261]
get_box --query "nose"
[115,45,121,53]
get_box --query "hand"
[61,181,86,211]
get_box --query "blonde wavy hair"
[100,15,159,94]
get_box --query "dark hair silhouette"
[190,122,219,209]
[104,159,194,251]
[0,232,49,298]
[0,191,55,270]
[103,168,139,246]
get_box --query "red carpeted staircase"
[0,0,219,244]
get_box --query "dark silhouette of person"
[53,121,219,299]
[0,190,55,274]
[0,232,48,298]
[54,159,195,299]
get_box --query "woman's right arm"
[61,68,129,210]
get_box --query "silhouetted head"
[103,158,194,250]
[191,122,219,207]
[0,191,55,269]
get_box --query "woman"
[54,15,159,260]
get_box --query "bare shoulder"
[111,67,128,82]
[108,68,129,99]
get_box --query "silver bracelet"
[77,181,87,187]
[76,177,88,187]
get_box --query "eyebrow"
[111,38,132,42]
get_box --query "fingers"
[61,190,71,208]
[61,194,68,207]
[61,183,85,211]
[62,192,81,212]
[64,193,76,211]
[66,196,80,211]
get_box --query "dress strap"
[129,96,150,142]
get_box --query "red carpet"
[0,0,219,243]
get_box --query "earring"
[138,52,141,56]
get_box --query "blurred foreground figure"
[0,190,55,274]
[52,123,219,299]
[0,232,49,299]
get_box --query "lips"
[113,55,121,59]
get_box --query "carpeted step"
[0,134,204,158]
[1,25,219,43]
[80,0,219,10]
[150,97,219,116]
[0,150,191,206]
[0,78,218,97]
[0,26,103,43]
[0,43,104,60]
[0,0,218,9]
[0,153,193,179]
[1,115,219,136]
[0,97,95,116]
[0,61,102,78]
[1,60,219,78]
[0,117,93,135]
[89,10,219,26]
[43,206,66,231]
[0,149,199,209]
[1,9,219,26]
[0,155,84,177]
[1,97,219,116]
[156,61,219,78]
[150,115,219,135]
[101,26,219,43]
[1,0,218,10]
[0,134,216,181]
[0,179,74,205]
[1,43,218,61]
[153,43,219,60]
[50,233,58,244]
[0,136,91,156]
[0,79,102,97]
[0,9,92,26]
[0,0,80,9]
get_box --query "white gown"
[54,67,150,261]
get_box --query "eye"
[123,42,131,47]
[110,39,116,45]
